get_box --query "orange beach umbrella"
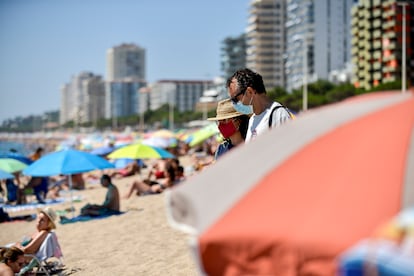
[167,91,414,275]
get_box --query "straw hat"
[207,99,243,121]
[40,207,57,229]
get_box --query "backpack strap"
[268,105,292,128]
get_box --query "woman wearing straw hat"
[18,207,57,254]
[207,99,250,160]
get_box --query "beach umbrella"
[186,123,219,147]
[166,91,414,275]
[110,158,136,169]
[90,145,115,156]
[0,153,33,165]
[0,158,28,173]
[108,143,175,159]
[148,129,177,139]
[23,149,115,176]
[23,149,115,217]
[142,136,177,148]
[0,169,14,179]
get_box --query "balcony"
[351,26,359,35]
[372,29,382,38]
[383,66,397,73]
[384,75,397,82]
[383,20,396,29]
[373,50,381,59]
[373,9,382,18]
[373,19,382,28]
[373,40,382,49]
[373,61,382,70]
[373,72,382,80]
[383,53,396,62]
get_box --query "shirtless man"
[80,174,120,216]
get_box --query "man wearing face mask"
[227,68,292,142]
[207,99,250,160]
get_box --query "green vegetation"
[268,80,402,113]
[0,80,403,132]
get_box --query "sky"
[0,0,249,123]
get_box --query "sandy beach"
[0,172,198,275]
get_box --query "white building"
[60,72,105,125]
[246,0,287,89]
[106,43,146,81]
[285,0,357,91]
[150,80,213,112]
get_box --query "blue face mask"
[232,101,253,115]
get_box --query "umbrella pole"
[68,175,75,218]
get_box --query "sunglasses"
[230,89,246,104]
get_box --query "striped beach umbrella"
[167,91,414,275]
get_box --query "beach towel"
[59,210,125,224]
[36,231,63,262]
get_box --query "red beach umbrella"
[167,91,414,275]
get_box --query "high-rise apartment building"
[285,0,356,92]
[221,34,247,80]
[105,78,147,124]
[246,0,287,89]
[106,43,146,81]
[351,0,413,90]
[83,75,105,126]
[105,43,147,127]
[150,80,213,113]
[60,72,105,125]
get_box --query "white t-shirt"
[245,102,291,143]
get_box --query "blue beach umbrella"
[23,149,115,176]
[0,169,14,179]
[90,145,115,156]
[0,153,33,165]
[23,149,115,217]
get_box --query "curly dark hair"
[226,68,266,95]
[0,246,24,263]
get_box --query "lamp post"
[398,2,408,93]
[302,35,308,111]
[295,34,309,112]
[169,90,174,131]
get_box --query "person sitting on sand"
[124,164,176,199]
[0,246,25,276]
[48,173,85,199]
[80,174,120,216]
[146,160,167,180]
[25,176,49,204]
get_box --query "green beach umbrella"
[188,123,219,147]
[0,158,28,173]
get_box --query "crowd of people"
[0,68,296,274]
[0,68,293,207]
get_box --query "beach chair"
[19,231,64,275]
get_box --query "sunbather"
[109,161,141,178]
[124,164,176,199]
[17,207,58,255]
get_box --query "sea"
[0,141,33,156]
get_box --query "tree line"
[0,80,402,133]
